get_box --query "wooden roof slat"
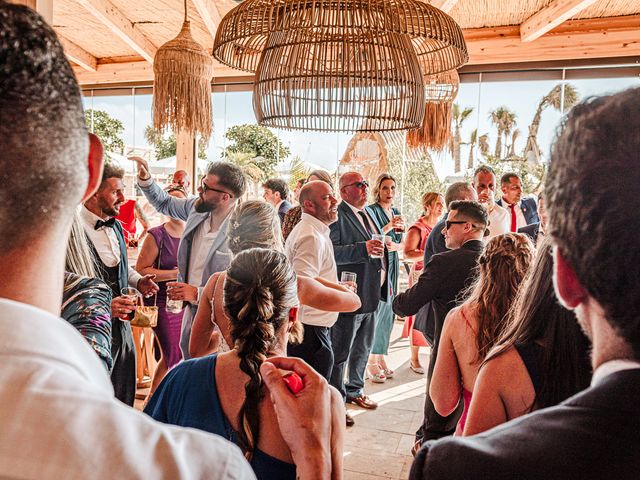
[520,0,600,42]
[192,0,222,39]
[59,34,98,71]
[429,0,460,14]
[74,0,158,63]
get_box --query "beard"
[194,196,216,213]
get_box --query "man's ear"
[553,247,588,309]
[288,306,298,324]
[82,133,104,202]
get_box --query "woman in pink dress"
[429,233,534,435]
[402,192,444,373]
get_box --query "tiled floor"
[135,320,429,480]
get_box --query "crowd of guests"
[2,4,640,479]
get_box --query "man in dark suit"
[263,178,292,223]
[497,172,539,231]
[330,171,386,426]
[518,190,547,245]
[394,201,486,446]
[411,88,640,479]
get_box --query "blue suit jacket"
[278,199,293,223]
[330,201,385,314]
[497,197,539,225]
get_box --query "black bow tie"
[95,218,116,230]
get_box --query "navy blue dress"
[145,354,296,480]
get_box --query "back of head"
[468,233,535,361]
[307,169,333,188]
[207,161,247,198]
[223,248,300,458]
[449,200,489,230]
[228,200,283,255]
[0,4,88,250]
[487,237,591,408]
[445,182,475,208]
[546,87,640,358]
[262,178,289,200]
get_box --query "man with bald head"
[330,172,388,424]
[285,181,339,378]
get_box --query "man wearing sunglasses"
[394,200,486,449]
[133,157,246,359]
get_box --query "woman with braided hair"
[429,233,535,435]
[145,248,345,479]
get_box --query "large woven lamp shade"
[407,68,459,150]
[212,0,468,133]
[153,6,215,141]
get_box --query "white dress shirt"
[0,298,254,479]
[486,203,511,240]
[80,206,141,288]
[187,215,221,288]
[503,202,528,230]
[285,213,338,327]
[591,359,640,386]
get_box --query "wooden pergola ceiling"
[43,0,640,85]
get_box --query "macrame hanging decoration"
[153,0,215,141]
[407,68,460,151]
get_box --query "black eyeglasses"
[445,220,468,229]
[343,180,369,190]
[200,179,233,197]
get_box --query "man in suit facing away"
[262,178,292,223]
[330,171,387,426]
[518,190,547,245]
[134,158,246,360]
[411,88,640,479]
[497,172,539,231]
[394,201,486,446]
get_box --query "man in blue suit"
[497,173,539,231]
[330,171,386,426]
[133,158,246,359]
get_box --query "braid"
[224,248,298,460]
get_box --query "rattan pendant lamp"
[212,0,468,133]
[153,0,215,141]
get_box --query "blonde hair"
[64,210,98,291]
[306,169,333,187]
[372,173,396,203]
[228,201,284,255]
[421,192,443,216]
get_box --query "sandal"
[383,368,394,379]
[409,361,424,375]
[366,363,387,383]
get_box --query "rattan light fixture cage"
[212,0,468,133]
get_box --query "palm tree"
[507,129,521,159]
[467,128,478,169]
[489,107,517,160]
[524,83,579,164]
[450,104,474,172]
[478,134,490,158]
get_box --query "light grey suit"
[139,180,233,359]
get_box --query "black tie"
[95,218,116,230]
[358,211,373,237]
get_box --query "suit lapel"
[340,202,370,240]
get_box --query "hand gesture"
[167,282,198,302]
[137,274,159,297]
[129,156,151,180]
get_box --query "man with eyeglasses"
[394,200,486,449]
[133,157,246,359]
[329,171,388,426]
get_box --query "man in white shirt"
[472,165,510,239]
[410,87,640,479]
[285,181,339,379]
[497,172,539,231]
[82,161,158,405]
[132,157,245,359]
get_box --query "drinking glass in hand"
[120,287,142,321]
[340,271,357,292]
[392,212,405,233]
[370,234,385,258]
[165,285,184,313]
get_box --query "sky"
[84,75,639,181]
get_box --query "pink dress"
[401,218,432,347]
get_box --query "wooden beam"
[74,0,157,63]
[176,130,195,192]
[8,0,52,22]
[191,0,222,40]
[467,14,640,64]
[429,0,459,13]
[59,35,98,72]
[520,0,599,42]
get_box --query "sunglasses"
[343,180,369,190]
[200,179,233,197]
[445,220,468,229]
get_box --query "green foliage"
[387,147,443,224]
[288,155,310,189]
[144,126,207,160]
[467,155,545,196]
[224,124,290,180]
[85,109,125,154]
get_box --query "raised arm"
[297,275,360,313]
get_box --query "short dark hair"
[445,182,474,208]
[262,178,289,199]
[473,165,495,182]
[546,87,640,358]
[0,4,88,250]
[207,161,246,198]
[501,173,520,186]
[101,161,125,183]
[449,200,488,229]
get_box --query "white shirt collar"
[344,200,363,215]
[80,204,105,227]
[300,212,330,233]
[591,359,640,386]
